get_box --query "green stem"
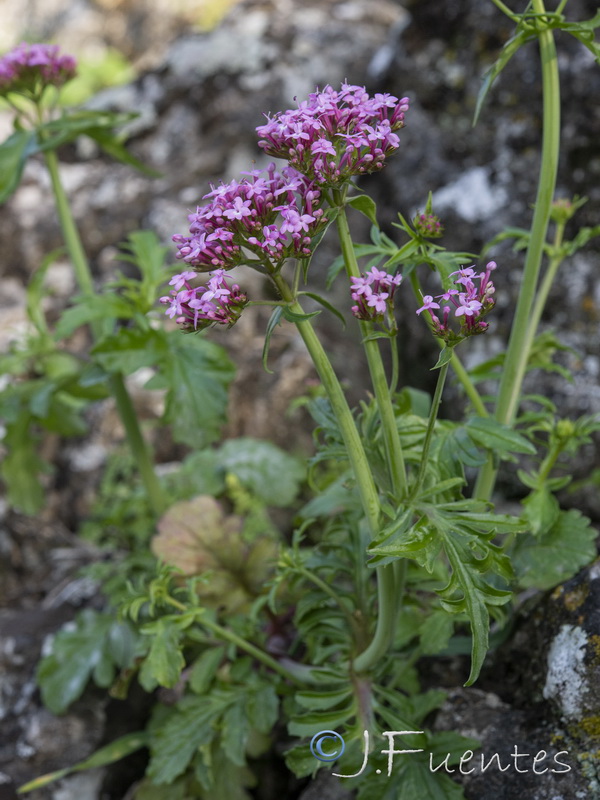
[411,362,450,499]
[334,194,407,499]
[352,565,398,673]
[296,566,357,633]
[475,1,560,500]
[165,598,303,684]
[489,0,520,22]
[199,616,304,684]
[389,335,400,395]
[524,222,565,347]
[43,147,167,515]
[270,273,380,535]
[271,271,399,673]
[409,272,487,417]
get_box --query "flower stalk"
[43,148,167,516]
[475,0,561,500]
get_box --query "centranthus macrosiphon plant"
[5,2,599,797]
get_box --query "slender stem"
[43,147,167,515]
[411,362,450,499]
[44,149,95,297]
[409,272,487,417]
[165,597,303,684]
[334,194,408,499]
[270,272,381,536]
[523,221,565,347]
[199,616,304,684]
[333,194,411,673]
[475,1,560,500]
[389,336,400,395]
[489,0,521,22]
[296,565,357,633]
[271,271,400,673]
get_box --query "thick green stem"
[475,2,560,500]
[411,362,450,499]
[43,148,167,515]
[334,195,407,499]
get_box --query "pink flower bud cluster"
[0,42,76,97]
[350,267,403,323]
[172,163,328,272]
[160,269,248,332]
[416,262,497,344]
[413,211,443,239]
[256,82,409,186]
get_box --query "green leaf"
[147,695,218,784]
[522,487,560,537]
[512,509,598,590]
[282,306,321,323]
[441,537,491,686]
[295,687,352,711]
[139,619,185,690]
[1,410,50,514]
[27,248,66,334]
[54,294,135,339]
[474,27,535,124]
[432,347,453,370]
[35,110,139,151]
[17,732,148,794]
[92,327,164,374]
[465,416,536,455]
[189,647,225,695]
[148,331,235,447]
[0,129,36,203]
[246,684,279,734]
[346,194,378,226]
[299,291,346,327]
[85,126,161,176]
[419,610,455,655]
[36,610,136,714]
[217,438,305,507]
[262,306,283,373]
[222,701,250,767]
[560,11,600,62]
[395,758,468,800]
[287,702,355,737]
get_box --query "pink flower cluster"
[172,164,328,272]
[350,267,402,323]
[160,269,248,331]
[256,82,409,186]
[0,42,76,96]
[416,262,497,344]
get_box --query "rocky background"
[1,0,599,798]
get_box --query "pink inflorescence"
[160,269,248,332]
[350,267,402,324]
[0,42,76,96]
[172,163,328,272]
[256,82,409,186]
[416,261,497,344]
